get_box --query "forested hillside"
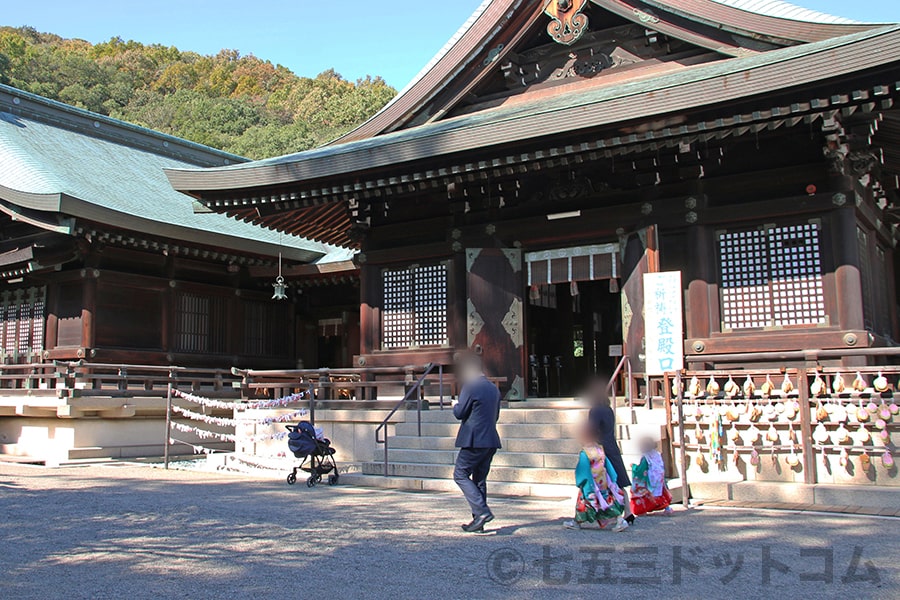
[0,27,396,159]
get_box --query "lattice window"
[175,293,226,354]
[769,224,825,327]
[30,295,44,354]
[4,303,17,350]
[0,287,46,357]
[382,264,448,349]
[718,223,825,330]
[720,229,771,329]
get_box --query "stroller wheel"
[306,476,317,488]
[286,472,297,485]
[328,473,339,486]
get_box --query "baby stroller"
[285,421,339,487]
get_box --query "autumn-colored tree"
[0,26,396,159]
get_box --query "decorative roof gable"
[335,0,885,143]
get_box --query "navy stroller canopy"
[288,421,319,457]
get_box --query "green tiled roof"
[167,24,900,193]
[0,84,351,264]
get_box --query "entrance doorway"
[526,280,622,397]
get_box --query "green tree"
[0,26,396,158]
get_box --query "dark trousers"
[454,447,497,517]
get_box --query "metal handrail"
[606,355,631,408]
[375,363,438,476]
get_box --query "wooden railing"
[0,361,240,398]
[658,347,900,502]
[231,364,444,404]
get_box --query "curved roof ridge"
[0,84,243,167]
[385,0,495,113]
[165,24,900,191]
[0,103,347,260]
[331,0,519,144]
[710,0,862,25]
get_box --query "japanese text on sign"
[643,271,684,376]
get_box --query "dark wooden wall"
[15,243,315,369]
[350,125,897,380]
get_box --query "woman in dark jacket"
[586,377,635,527]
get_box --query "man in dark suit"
[452,353,502,533]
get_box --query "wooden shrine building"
[169,0,900,401]
[0,84,357,462]
[0,83,355,371]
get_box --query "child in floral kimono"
[564,423,627,532]
[630,437,673,516]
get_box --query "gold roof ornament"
[545,0,589,46]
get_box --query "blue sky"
[2,1,899,89]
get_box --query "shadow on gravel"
[0,467,895,599]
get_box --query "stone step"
[0,453,46,465]
[394,422,570,438]
[385,434,652,458]
[615,408,670,426]
[388,441,649,462]
[393,421,665,446]
[388,435,582,454]
[361,461,573,485]
[410,404,667,424]
[67,446,108,460]
[416,408,589,424]
[340,473,575,499]
[512,399,589,410]
[386,448,576,469]
[616,423,669,441]
[413,406,667,427]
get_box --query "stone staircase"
[343,401,671,498]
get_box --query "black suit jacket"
[454,376,502,449]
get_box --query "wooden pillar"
[81,272,97,349]
[162,283,174,354]
[44,283,59,351]
[162,257,176,356]
[448,254,467,350]
[797,367,816,484]
[359,263,379,355]
[224,290,238,358]
[685,225,713,340]
[886,249,899,342]
[345,310,360,369]
[831,206,865,331]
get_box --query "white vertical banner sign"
[643,271,684,376]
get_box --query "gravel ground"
[0,463,897,600]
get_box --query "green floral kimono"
[574,444,625,524]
